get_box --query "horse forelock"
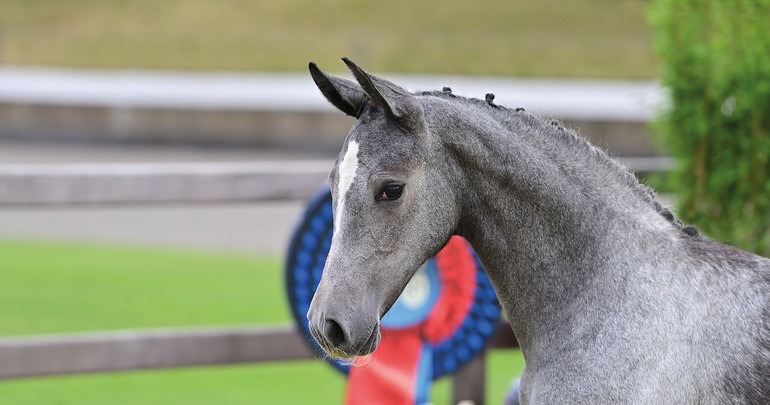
[416,88,700,238]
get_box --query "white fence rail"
[0,160,332,205]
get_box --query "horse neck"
[432,106,678,348]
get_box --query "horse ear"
[309,62,366,118]
[342,57,425,131]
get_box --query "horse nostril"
[324,318,348,349]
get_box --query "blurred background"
[0,0,767,404]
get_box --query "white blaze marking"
[334,140,360,232]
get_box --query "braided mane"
[419,88,699,237]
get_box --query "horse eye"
[380,185,403,200]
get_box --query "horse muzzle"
[307,306,381,359]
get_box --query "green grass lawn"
[0,239,525,404]
[0,239,289,336]
[0,0,656,78]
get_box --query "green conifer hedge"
[649,0,770,255]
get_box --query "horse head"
[306,58,460,359]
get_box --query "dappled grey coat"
[306,58,770,404]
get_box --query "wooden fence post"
[452,351,486,405]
